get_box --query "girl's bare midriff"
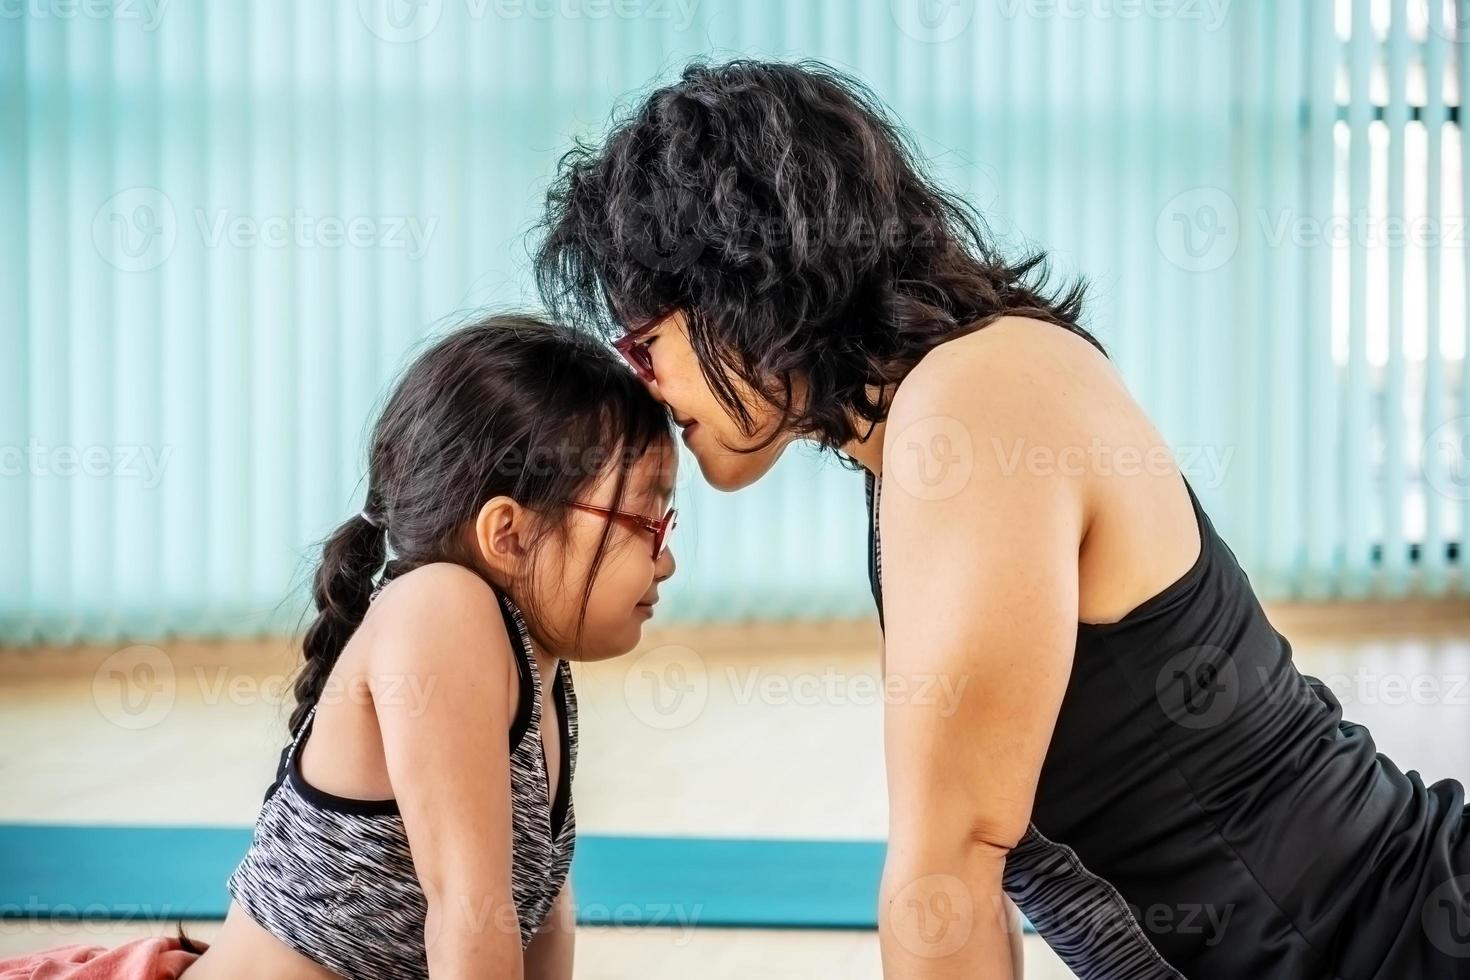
[181,902,344,980]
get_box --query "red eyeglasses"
[566,500,678,560]
[613,332,656,384]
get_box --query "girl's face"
[619,310,799,492]
[534,439,679,661]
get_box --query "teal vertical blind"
[1,0,1466,645]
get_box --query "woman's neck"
[841,417,886,474]
[837,381,891,474]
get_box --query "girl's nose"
[655,545,676,580]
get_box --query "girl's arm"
[875,329,1084,980]
[370,563,527,980]
[523,880,575,980]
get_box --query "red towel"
[0,938,203,980]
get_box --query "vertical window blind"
[1,0,1464,645]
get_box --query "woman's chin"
[695,441,786,492]
[701,466,757,492]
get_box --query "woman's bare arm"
[876,326,1086,979]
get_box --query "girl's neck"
[531,645,561,693]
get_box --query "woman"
[537,59,1470,979]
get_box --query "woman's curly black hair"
[536,58,1107,462]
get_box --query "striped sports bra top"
[226,583,577,980]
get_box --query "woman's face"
[619,310,798,491]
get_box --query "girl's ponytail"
[289,510,387,733]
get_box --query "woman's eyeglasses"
[613,332,656,384]
[565,500,677,560]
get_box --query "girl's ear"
[472,496,530,578]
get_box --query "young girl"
[199,313,677,980]
[3,314,677,980]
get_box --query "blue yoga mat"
[0,825,882,929]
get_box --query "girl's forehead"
[629,439,678,497]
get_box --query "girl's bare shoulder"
[358,562,514,679]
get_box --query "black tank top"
[865,468,1470,979]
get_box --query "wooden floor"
[4,602,1470,978]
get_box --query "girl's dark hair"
[537,58,1106,459]
[175,922,204,955]
[289,314,671,732]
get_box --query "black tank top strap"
[492,584,540,753]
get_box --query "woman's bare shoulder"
[929,315,1117,386]
[889,315,1122,461]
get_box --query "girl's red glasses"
[613,332,656,384]
[566,501,677,559]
